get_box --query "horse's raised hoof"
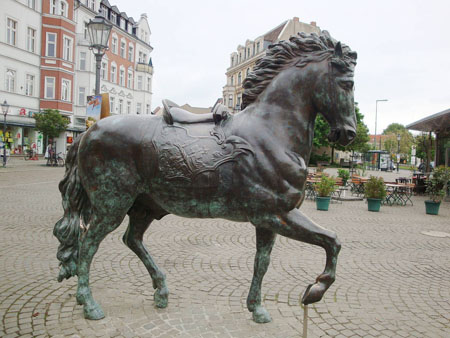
[83,301,105,320]
[302,282,326,305]
[252,305,272,323]
[154,287,169,308]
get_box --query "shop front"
[0,114,43,155]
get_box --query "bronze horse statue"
[54,31,357,323]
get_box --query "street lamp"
[1,100,10,167]
[397,133,401,173]
[374,99,388,150]
[87,15,112,95]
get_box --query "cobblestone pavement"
[0,161,449,337]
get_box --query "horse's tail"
[53,133,91,282]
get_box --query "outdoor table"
[385,183,414,206]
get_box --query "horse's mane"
[241,31,357,109]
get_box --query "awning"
[406,108,450,132]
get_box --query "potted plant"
[315,175,336,211]
[425,167,450,215]
[337,168,350,186]
[364,176,386,212]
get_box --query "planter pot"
[316,196,331,211]
[367,198,382,212]
[425,200,441,215]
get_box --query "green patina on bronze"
[54,31,357,323]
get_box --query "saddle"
[162,99,230,125]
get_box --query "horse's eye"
[339,80,354,90]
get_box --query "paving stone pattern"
[0,161,449,337]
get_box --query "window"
[27,0,36,9]
[118,99,123,114]
[237,96,241,107]
[136,103,142,114]
[146,77,151,92]
[120,18,125,29]
[5,70,16,92]
[111,36,118,54]
[146,104,150,115]
[90,0,95,11]
[111,12,117,24]
[45,77,55,99]
[63,36,73,61]
[119,68,125,86]
[50,0,57,15]
[110,96,115,113]
[7,18,17,46]
[142,53,147,63]
[46,33,57,57]
[78,87,86,105]
[101,61,107,80]
[230,76,234,86]
[120,40,126,58]
[228,95,233,108]
[60,1,68,18]
[84,22,88,39]
[238,72,242,85]
[79,52,87,70]
[256,42,260,53]
[111,64,116,83]
[246,68,250,77]
[26,74,34,96]
[239,53,241,63]
[138,51,143,63]
[127,69,133,88]
[128,45,134,62]
[137,75,143,90]
[61,79,71,102]
[126,101,131,114]
[247,48,250,58]
[27,28,36,53]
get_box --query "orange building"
[40,0,76,116]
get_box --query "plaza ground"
[0,158,449,337]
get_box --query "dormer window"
[111,12,116,24]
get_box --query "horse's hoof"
[83,302,105,320]
[154,287,169,308]
[301,283,326,305]
[252,306,272,323]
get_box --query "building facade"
[0,0,44,154]
[1,0,153,156]
[223,17,320,113]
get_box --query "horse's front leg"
[257,209,341,306]
[247,227,276,323]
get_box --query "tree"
[312,114,330,149]
[415,133,435,171]
[34,109,70,145]
[382,123,405,135]
[334,105,370,153]
[381,123,414,158]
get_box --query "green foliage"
[382,129,414,156]
[313,114,330,148]
[337,169,350,185]
[414,133,435,161]
[382,123,405,135]
[34,109,69,139]
[332,105,370,153]
[364,176,387,199]
[309,152,330,165]
[426,166,450,202]
[316,175,336,197]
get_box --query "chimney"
[310,21,316,26]
[141,13,148,20]
[293,17,299,22]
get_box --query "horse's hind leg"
[123,206,169,308]
[76,206,133,320]
[247,227,276,323]
[254,209,341,306]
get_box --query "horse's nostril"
[346,130,356,140]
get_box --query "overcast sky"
[112,0,450,134]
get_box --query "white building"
[0,0,44,154]
[73,0,153,121]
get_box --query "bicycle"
[46,152,65,167]
[24,149,37,161]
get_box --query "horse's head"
[312,40,358,146]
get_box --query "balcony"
[136,62,153,74]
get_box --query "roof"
[263,20,288,42]
[101,0,111,7]
[111,5,120,14]
[180,104,212,115]
[406,108,450,132]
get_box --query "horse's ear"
[334,42,343,57]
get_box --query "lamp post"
[87,15,112,95]
[374,99,388,150]
[1,100,10,167]
[397,133,401,173]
